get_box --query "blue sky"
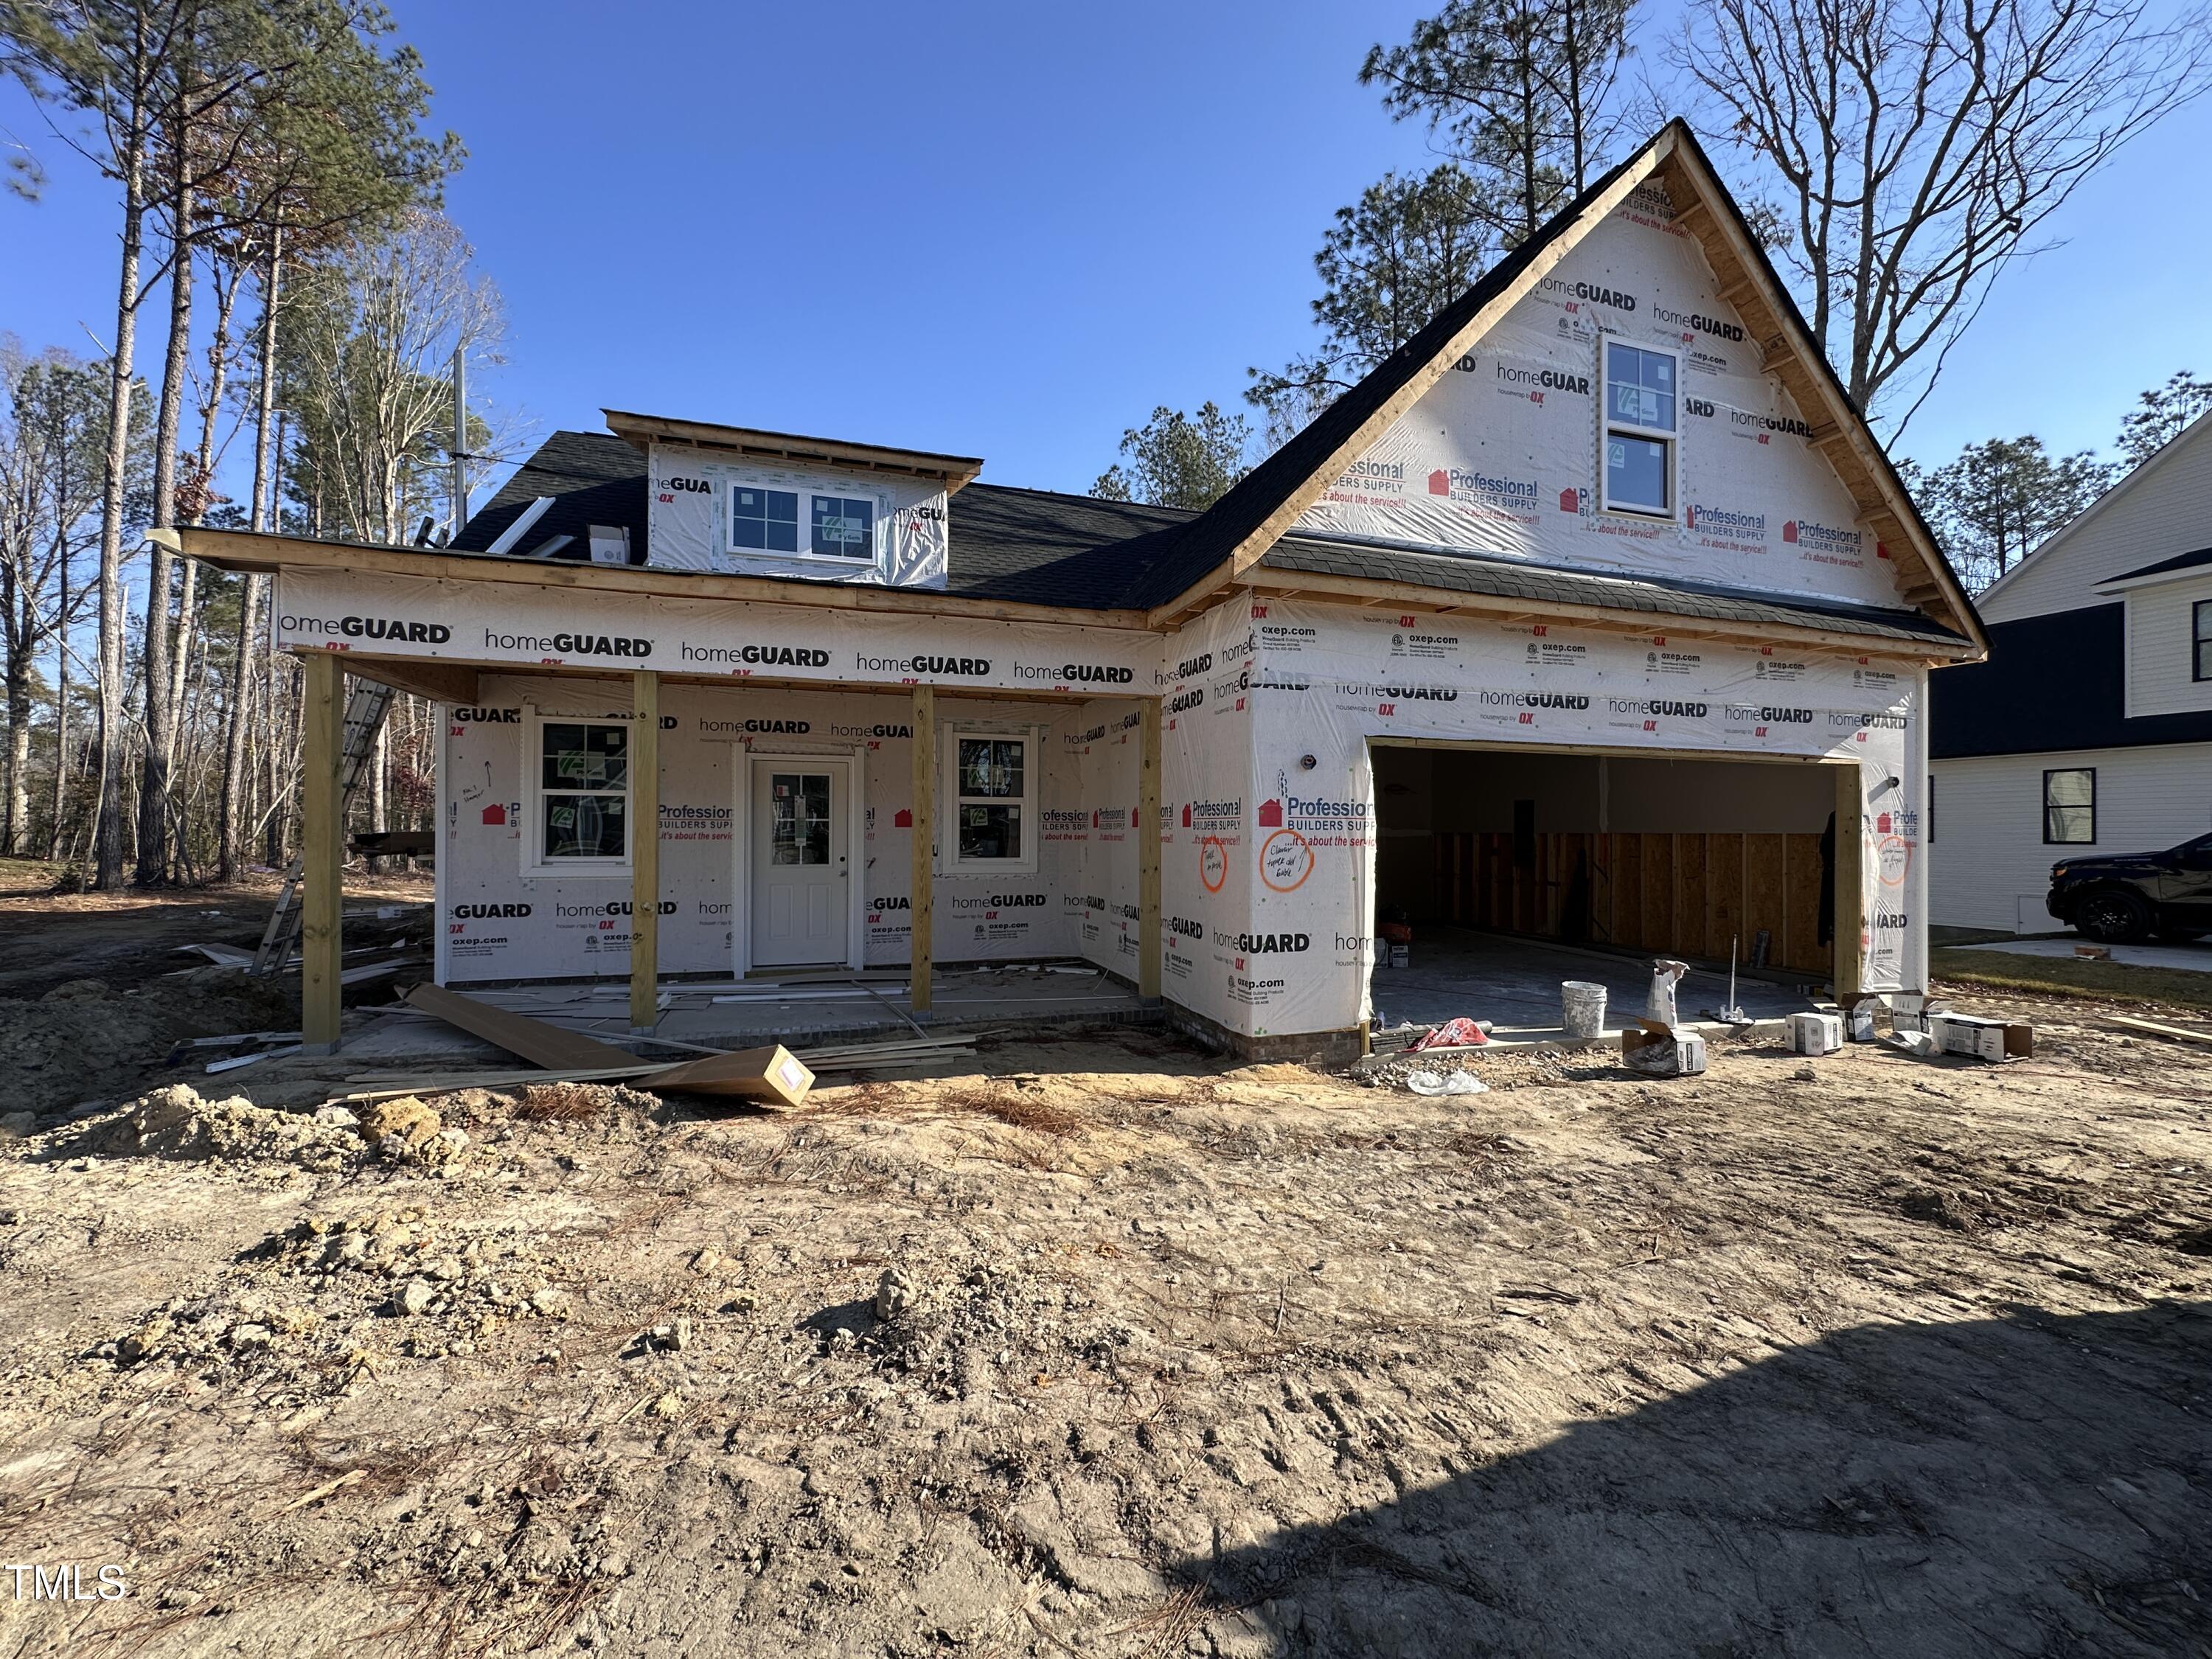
[4,0,2209,508]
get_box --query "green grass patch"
[1931,945,2212,1011]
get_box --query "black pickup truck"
[2047,832,2212,943]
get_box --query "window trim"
[522,709,635,877]
[941,722,1042,877]
[1598,337,1681,521]
[2193,598,2212,682]
[723,476,886,567]
[2042,766,2096,846]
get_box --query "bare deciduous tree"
[1677,0,2212,428]
[280,210,504,546]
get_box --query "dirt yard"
[0,900,2207,1655]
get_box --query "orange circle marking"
[1259,827,1314,893]
[1200,836,1228,893]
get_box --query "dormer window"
[731,486,799,552]
[810,495,876,561]
[1601,340,1678,518]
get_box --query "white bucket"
[1561,981,1608,1038]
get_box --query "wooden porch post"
[910,686,934,1016]
[1834,761,1863,1004]
[1138,695,1161,1000]
[630,669,661,1034]
[299,652,344,1054]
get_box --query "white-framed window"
[2043,767,2095,846]
[724,479,883,565]
[1601,338,1679,518]
[731,484,799,553]
[524,712,633,874]
[942,724,1039,874]
[810,494,875,561]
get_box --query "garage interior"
[1369,742,1846,1032]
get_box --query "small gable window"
[1601,340,1678,519]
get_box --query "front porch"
[293,654,1165,1055]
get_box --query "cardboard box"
[1845,1001,1879,1043]
[1621,1026,1706,1076]
[1930,1014,2006,1062]
[1791,1012,1843,1056]
[1890,995,1951,1037]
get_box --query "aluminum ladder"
[250,677,396,975]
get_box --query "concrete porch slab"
[339,964,1154,1066]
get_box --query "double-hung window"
[2043,768,2095,846]
[532,717,631,871]
[2194,599,2212,681]
[945,726,1038,874]
[1601,340,1678,518]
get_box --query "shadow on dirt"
[1181,1301,2212,1656]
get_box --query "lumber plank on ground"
[2107,1014,2212,1046]
[403,982,636,1071]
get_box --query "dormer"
[605,410,983,590]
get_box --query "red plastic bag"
[1411,1017,1487,1050]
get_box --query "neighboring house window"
[2194,599,2212,681]
[945,727,1037,874]
[2042,768,2095,845]
[1601,340,1677,518]
[731,486,799,552]
[1927,773,1935,844]
[530,717,630,871]
[810,495,875,560]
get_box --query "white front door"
[749,759,849,967]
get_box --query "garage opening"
[1369,742,1849,1032]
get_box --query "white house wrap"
[178,121,1976,1060]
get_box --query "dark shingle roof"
[452,429,1200,609]
[447,428,1953,643]
[2102,545,2212,585]
[1262,535,1963,644]
[453,429,650,560]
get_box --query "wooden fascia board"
[1145,138,1679,630]
[1242,567,1982,662]
[1652,148,1986,653]
[602,410,985,493]
[327,657,480,705]
[165,527,1157,632]
[278,650,1121,705]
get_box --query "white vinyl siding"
[1929,742,2212,931]
[2125,573,2212,716]
[1978,411,2212,625]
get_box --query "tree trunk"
[94,118,150,891]
[219,231,282,880]
[217,576,262,880]
[139,142,195,886]
[47,532,69,863]
[3,661,27,858]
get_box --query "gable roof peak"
[1139,119,1982,655]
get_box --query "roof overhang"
[1241,567,1979,663]
[602,410,985,494]
[149,526,1152,631]
[2093,567,2212,597]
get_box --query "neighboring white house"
[1930,408,2212,932]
